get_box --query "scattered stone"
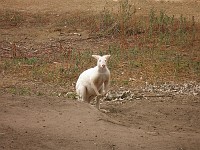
[103,81,199,103]
[66,81,199,104]
[142,81,200,96]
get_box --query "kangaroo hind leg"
[77,85,88,102]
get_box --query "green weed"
[6,86,31,95]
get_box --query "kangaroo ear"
[92,55,100,60]
[104,55,111,60]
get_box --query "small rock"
[146,131,159,136]
[120,90,131,99]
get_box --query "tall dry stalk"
[118,0,135,49]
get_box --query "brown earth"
[0,0,200,150]
[1,0,200,21]
[0,94,200,150]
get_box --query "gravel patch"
[103,81,200,103]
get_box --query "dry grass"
[0,1,200,91]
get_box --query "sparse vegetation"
[0,0,199,94]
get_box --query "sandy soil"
[0,94,200,150]
[0,0,200,150]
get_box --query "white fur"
[76,55,111,109]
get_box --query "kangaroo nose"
[102,64,105,68]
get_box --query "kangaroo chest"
[93,74,107,87]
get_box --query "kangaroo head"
[92,55,111,69]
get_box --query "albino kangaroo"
[76,55,111,110]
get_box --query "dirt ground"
[0,94,200,150]
[0,0,200,150]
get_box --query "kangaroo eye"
[99,60,101,62]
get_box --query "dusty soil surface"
[0,0,200,150]
[1,0,200,20]
[0,93,200,150]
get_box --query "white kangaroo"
[76,55,111,110]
